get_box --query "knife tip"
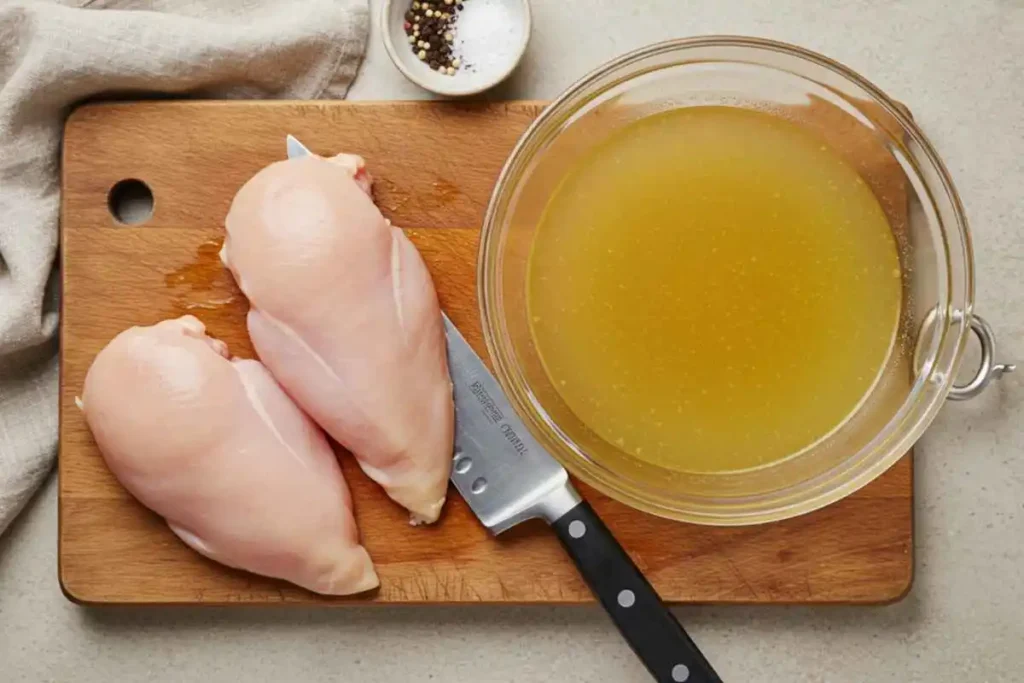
[286,134,310,160]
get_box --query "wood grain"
[59,101,913,605]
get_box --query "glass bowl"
[478,36,1013,525]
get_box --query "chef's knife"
[286,136,722,683]
[441,317,721,683]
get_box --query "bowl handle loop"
[947,314,1016,401]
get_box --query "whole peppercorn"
[402,0,466,73]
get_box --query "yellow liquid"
[527,106,901,473]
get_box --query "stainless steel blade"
[286,134,311,159]
[285,133,579,534]
[442,318,580,534]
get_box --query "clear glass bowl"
[478,36,1009,525]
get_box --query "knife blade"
[284,135,722,683]
[286,134,310,161]
[442,316,582,532]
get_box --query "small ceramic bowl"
[381,0,531,96]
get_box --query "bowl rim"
[379,0,532,97]
[477,35,975,525]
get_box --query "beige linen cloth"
[0,0,369,535]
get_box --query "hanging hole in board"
[108,179,154,225]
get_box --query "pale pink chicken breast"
[221,153,454,524]
[80,315,377,595]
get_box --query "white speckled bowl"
[381,0,531,96]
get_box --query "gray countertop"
[2,1,1022,681]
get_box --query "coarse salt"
[454,0,525,73]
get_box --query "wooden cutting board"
[59,101,913,605]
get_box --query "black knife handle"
[552,501,722,683]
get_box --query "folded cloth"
[0,0,369,536]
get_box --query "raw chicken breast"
[80,315,377,596]
[222,153,454,524]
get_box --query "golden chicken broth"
[527,106,901,473]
